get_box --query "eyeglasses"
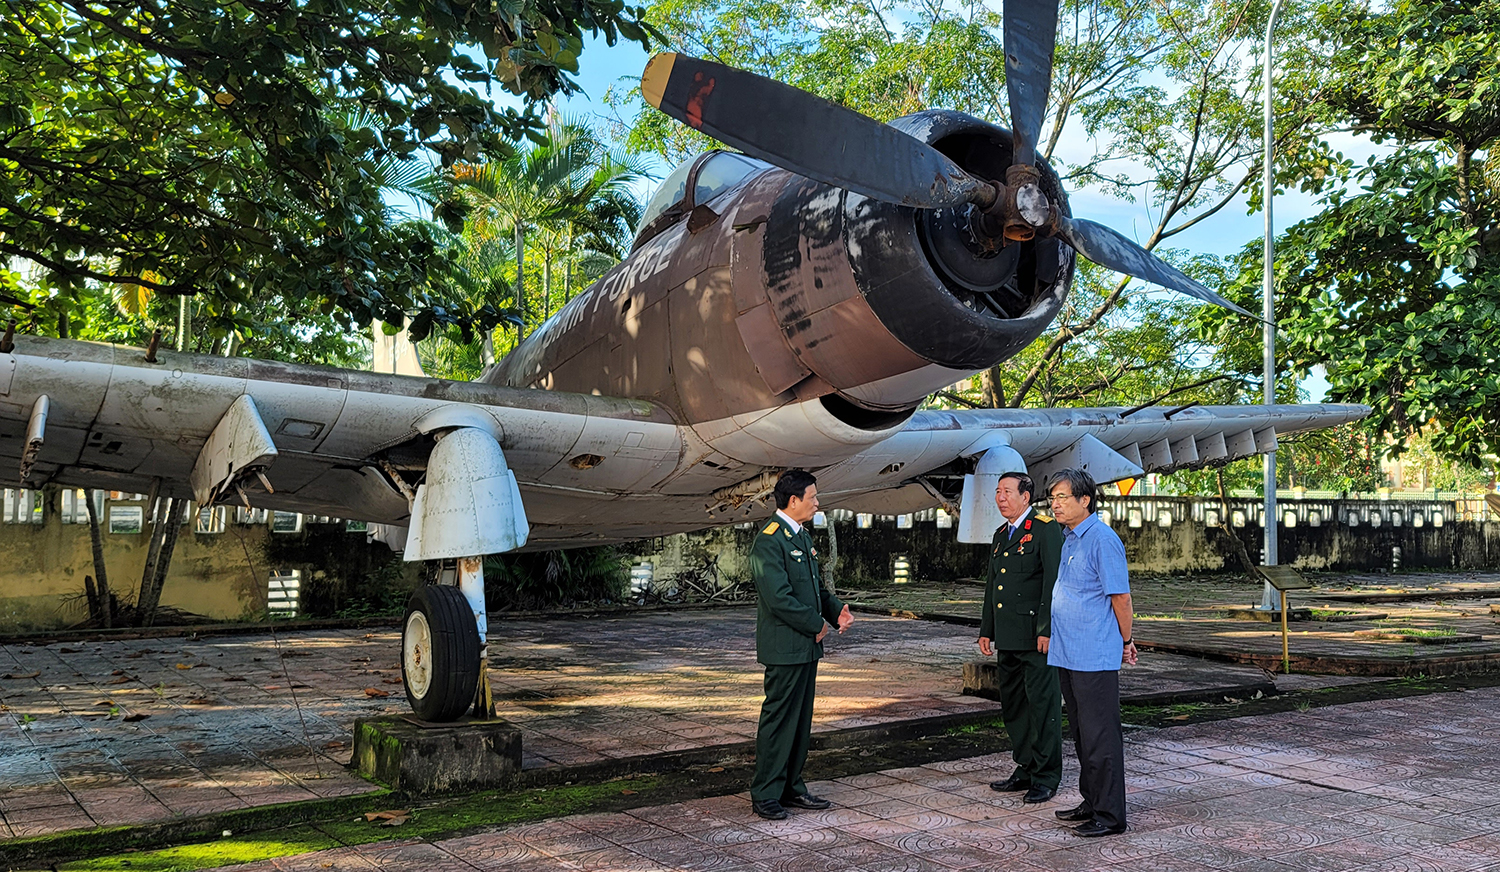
[1045,493,1079,505]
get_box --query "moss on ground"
[51,777,663,872]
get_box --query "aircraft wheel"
[401,584,480,722]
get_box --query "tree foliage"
[0,0,656,337]
[1201,0,1500,463]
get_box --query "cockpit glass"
[637,158,695,231]
[693,152,767,206]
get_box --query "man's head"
[774,469,820,524]
[994,471,1034,525]
[1045,468,1098,529]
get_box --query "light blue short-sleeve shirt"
[1047,512,1131,672]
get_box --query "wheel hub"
[403,610,433,699]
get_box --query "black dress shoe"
[1022,785,1056,804]
[1055,803,1092,822]
[1075,819,1127,837]
[751,799,788,820]
[989,771,1032,792]
[781,793,832,810]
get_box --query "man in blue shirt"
[1044,468,1137,838]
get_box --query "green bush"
[484,546,629,610]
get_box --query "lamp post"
[1257,0,1288,612]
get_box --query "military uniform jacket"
[751,518,845,665]
[980,510,1064,650]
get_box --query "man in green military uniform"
[979,470,1064,804]
[749,469,853,820]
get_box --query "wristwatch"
[1123,638,1134,646]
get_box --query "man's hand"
[815,622,831,643]
[1037,636,1049,655]
[979,637,994,657]
[1123,640,1138,666]
[836,604,853,634]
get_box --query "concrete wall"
[625,496,1500,587]
[0,487,398,632]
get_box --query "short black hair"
[1045,468,1099,514]
[997,471,1034,500]
[773,469,817,510]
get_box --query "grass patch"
[1135,613,1185,621]
[58,827,336,872]
[1384,627,1456,639]
[945,716,1006,736]
[54,776,662,872]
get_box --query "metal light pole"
[1258,0,1287,612]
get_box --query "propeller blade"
[1003,0,1060,168]
[1055,217,1258,318]
[642,53,989,209]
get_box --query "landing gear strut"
[395,423,527,722]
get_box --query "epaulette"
[762,521,780,536]
[1035,514,1054,523]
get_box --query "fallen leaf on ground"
[1,672,41,680]
[94,700,113,707]
[364,688,390,698]
[362,634,376,641]
[707,767,724,773]
[379,816,409,827]
[175,663,195,670]
[322,741,346,750]
[620,789,637,795]
[122,713,150,722]
[187,698,214,705]
[108,676,133,684]
[381,678,403,685]
[1168,714,1190,721]
[110,669,125,676]
[223,676,246,682]
[363,809,409,822]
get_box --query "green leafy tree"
[0,0,656,339]
[1201,0,1500,463]
[454,116,647,360]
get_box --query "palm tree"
[452,116,650,362]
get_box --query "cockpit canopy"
[633,150,771,250]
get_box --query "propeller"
[640,53,987,210]
[639,10,1256,320]
[1003,0,1059,169]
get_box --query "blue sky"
[502,34,1379,400]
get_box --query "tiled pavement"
[849,570,1500,664]
[0,611,1278,839]
[185,687,1500,871]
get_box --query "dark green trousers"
[996,649,1063,789]
[751,661,818,802]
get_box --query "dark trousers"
[996,649,1062,789]
[751,661,818,802]
[1059,668,1127,828]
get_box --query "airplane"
[0,0,1367,722]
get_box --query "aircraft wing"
[814,402,1370,517]
[0,336,683,527]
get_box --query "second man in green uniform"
[978,470,1064,803]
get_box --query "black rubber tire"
[401,584,481,722]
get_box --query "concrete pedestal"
[961,660,1001,700]
[353,716,522,795]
